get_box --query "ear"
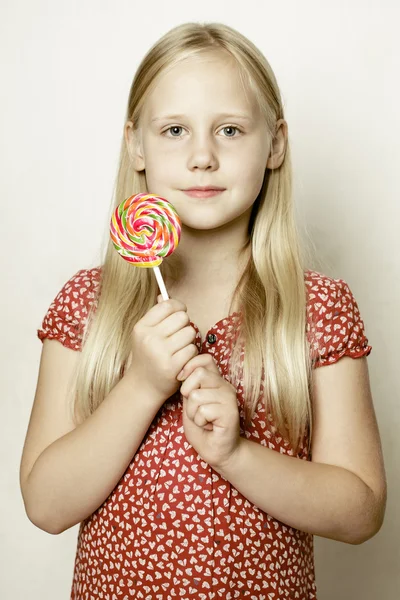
[125,120,145,171]
[266,118,288,170]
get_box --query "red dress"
[37,268,372,600]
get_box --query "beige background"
[2,0,398,597]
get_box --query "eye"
[162,124,242,138]
[163,126,185,137]
[219,126,242,137]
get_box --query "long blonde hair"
[72,22,318,453]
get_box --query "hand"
[179,352,242,471]
[124,296,198,401]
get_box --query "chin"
[182,218,232,231]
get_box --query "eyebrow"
[150,113,253,123]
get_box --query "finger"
[173,343,199,374]
[184,387,220,421]
[141,298,187,327]
[194,402,224,428]
[180,367,222,398]
[190,392,239,430]
[159,310,191,337]
[182,395,213,430]
[178,352,219,381]
[168,326,198,355]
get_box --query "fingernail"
[177,369,185,381]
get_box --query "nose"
[187,133,219,171]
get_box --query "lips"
[182,187,225,198]
[183,186,225,191]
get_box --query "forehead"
[142,51,260,120]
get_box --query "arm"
[20,339,163,535]
[216,356,387,544]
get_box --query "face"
[126,52,281,231]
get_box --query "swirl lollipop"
[110,192,181,300]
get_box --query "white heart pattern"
[36,267,371,599]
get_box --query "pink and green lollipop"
[110,193,181,300]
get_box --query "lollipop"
[110,192,181,300]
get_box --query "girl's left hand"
[179,353,242,471]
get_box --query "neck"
[165,211,251,291]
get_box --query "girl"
[20,22,386,600]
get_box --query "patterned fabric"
[37,268,372,600]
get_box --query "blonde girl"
[20,22,386,600]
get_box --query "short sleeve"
[306,271,372,368]
[37,267,102,351]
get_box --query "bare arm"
[217,357,387,544]
[20,340,164,534]
[21,298,197,535]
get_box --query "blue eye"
[221,126,239,137]
[165,126,183,137]
[162,125,241,138]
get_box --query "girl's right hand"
[124,297,198,400]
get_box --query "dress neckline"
[189,310,242,349]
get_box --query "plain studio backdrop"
[2,0,399,597]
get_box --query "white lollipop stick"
[153,266,169,301]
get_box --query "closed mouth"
[183,187,226,192]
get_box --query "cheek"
[230,139,268,177]
[143,142,178,183]
[238,164,267,208]
[239,157,267,190]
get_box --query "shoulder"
[305,268,354,310]
[37,266,103,350]
[59,267,102,303]
[304,269,372,368]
